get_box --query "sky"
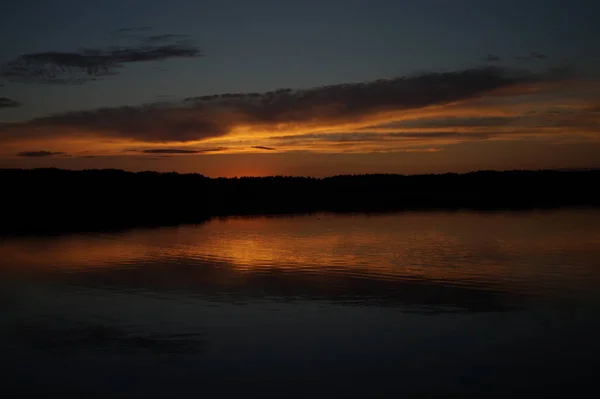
[1,0,599,177]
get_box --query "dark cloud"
[515,52,549,62]
[0,33,202,84]
[141,147,228,154]
[107,44,201,63]
[185,66,536,113]
[481,54,501,62]
[251,146,276,150]
[0,66,570,143]
[17,151,65,157]
[530,52,548,60]
[370,112,600,135]
[395,116,518,129]
[270,131,493,143]
[114,26,153,34]
[78,155,130,159]
[9,104,228,142]
[0,97,22,109]
[146,34,190,43]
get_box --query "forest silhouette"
[2,168,599,235]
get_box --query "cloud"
[3,104,228,142]
[140,147,228,154]
[145,34,190,43]
[515,52,549,62]
[270,131,492,142]
[251,146,276,150]
[375,109,600,137]
[530,52,548,60]
[0,97,21,109]
[264,131,495,153]
[0,66,566,144]
[481,54,501,62]
[256,99,600,152]
[0,32,202,84]
[393,116,517,129]
[17,151,65,157]
[114,26,153,34]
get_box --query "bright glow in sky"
[1,0,599,176]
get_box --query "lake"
[1,209,600,398]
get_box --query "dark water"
[1,210,600,398]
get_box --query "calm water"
[1,210,600,398]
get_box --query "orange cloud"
[2,65,598,157]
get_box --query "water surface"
[1,210,600,397]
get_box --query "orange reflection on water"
[2,210,600,300]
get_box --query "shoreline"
[2,167,599,236]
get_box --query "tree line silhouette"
[2,168,599,235]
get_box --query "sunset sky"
[1,0,599,177]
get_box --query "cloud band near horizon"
[1,65,598,157]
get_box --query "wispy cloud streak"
[0,97,22,109]
[0,30,202,85]
[17,150,65,157]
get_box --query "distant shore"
[2,168,599,235]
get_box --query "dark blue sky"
[1,0,599,176]
[1,0,597,120]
